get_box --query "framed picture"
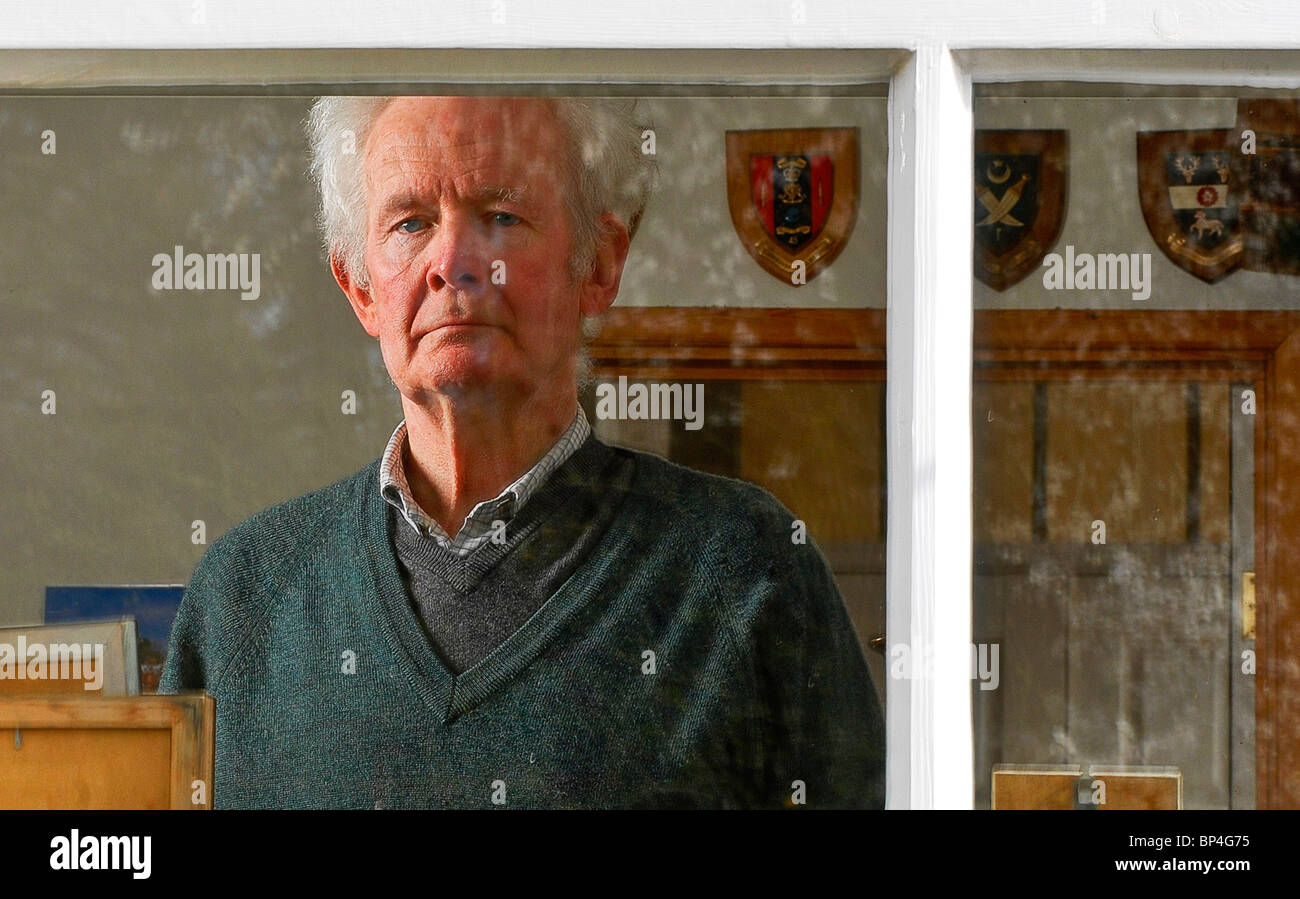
[0,620,140,696]
[0,693,214,809]
[45,586,185,693]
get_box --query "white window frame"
[6,0,1300,810]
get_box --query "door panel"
[974,373,1249,809]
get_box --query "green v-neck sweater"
[159,437,885,809]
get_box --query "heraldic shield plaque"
[725,127,859,285]
[973,130,1067,291]
[1137,129,1244,284]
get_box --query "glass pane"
[973,379,1240,809]
[971,82,1300,809]
[0,83,889,808]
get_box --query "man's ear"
[332,253,381,338]
[579,213,631,318]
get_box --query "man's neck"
[400,388,578,537]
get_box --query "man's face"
[348,96,597,406]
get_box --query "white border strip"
[2,1,1300,50]
[887,43,974,809]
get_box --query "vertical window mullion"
[886,43,974,809]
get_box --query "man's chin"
[400,358,516,401]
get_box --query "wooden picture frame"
[1088,766,1184,810]
[0,620,140,697]
[0,694,214,809]
[992,764,1083,809]
[992,764,1182,809]
[589,307,884,381]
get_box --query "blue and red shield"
[725,128,859,285]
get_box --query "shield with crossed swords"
[973,130,1067,291]
[725,127,859,286]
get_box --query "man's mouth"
[427,322,494,333]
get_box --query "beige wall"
[5,88,1292,626]
[0,93,884,627]
[623,97,887,308]
[974,95,1300,309]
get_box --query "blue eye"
[397,218,426,233]
[493,212,521,227]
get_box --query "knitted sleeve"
[717,486,886,810]
[157,472,353,697]
[158,546,221,694]
[157,530,269,696]
[780,534,886,809]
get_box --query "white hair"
[305,95,658,291]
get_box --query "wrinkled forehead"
[363,96,569,194]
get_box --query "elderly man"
[160,95,884,809]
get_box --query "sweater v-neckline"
[357,446,635,724]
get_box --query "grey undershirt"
[387,435,635,675]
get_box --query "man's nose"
[427,214,491,292]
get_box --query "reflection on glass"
[973,379,1244,809]
[585,377,886,707]
[969,84,1300,809]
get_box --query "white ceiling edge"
[2,1,1300,51]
